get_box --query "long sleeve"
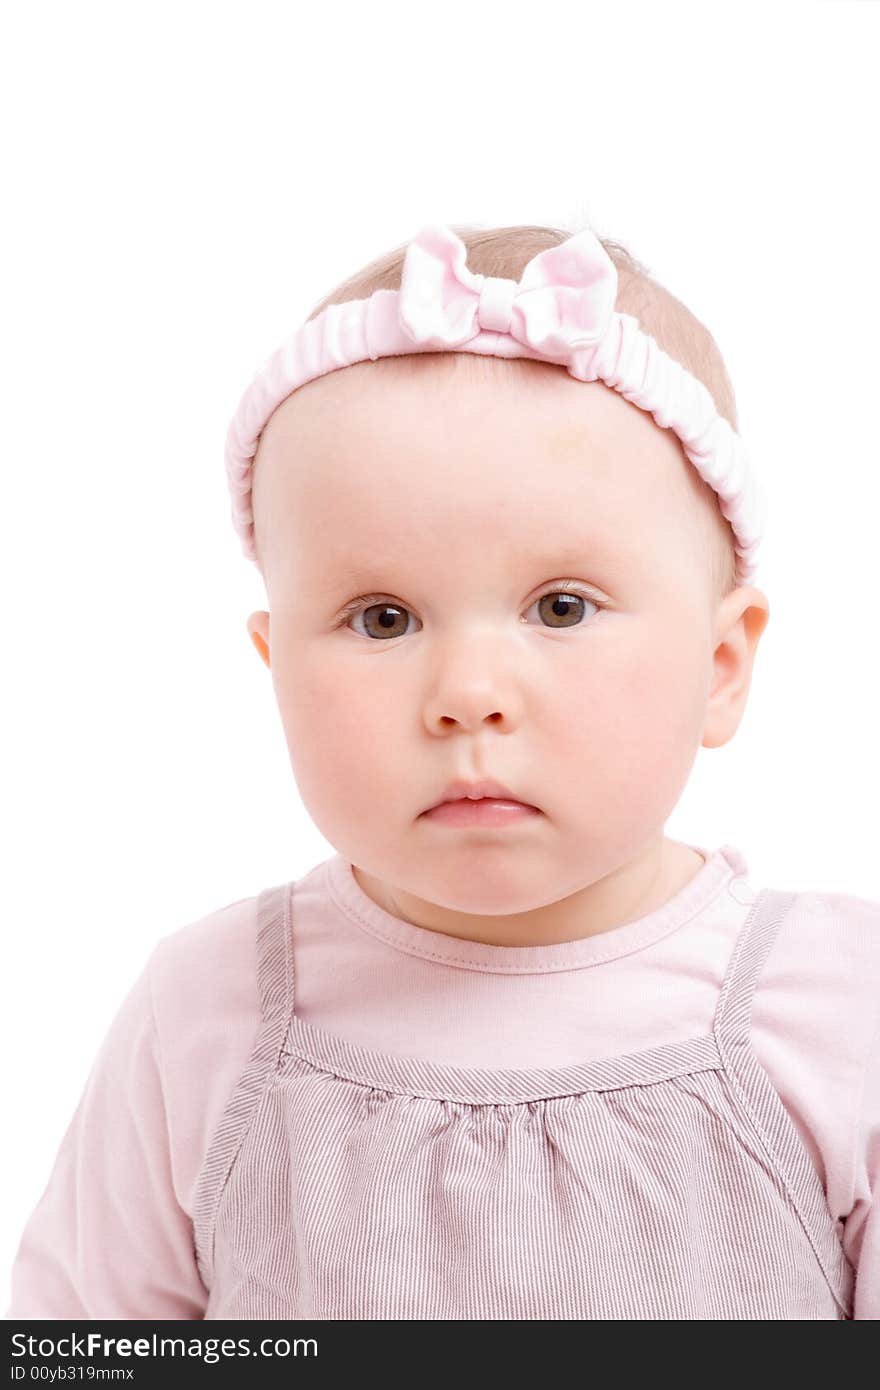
[846,1011,880,1320]
[5,949,208,1320]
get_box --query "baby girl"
[7,221,878,1320]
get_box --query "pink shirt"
[6,843,880,1319]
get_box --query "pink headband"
[225,223,765,583]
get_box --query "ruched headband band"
[225,223,765,583]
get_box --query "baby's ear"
[701,587,770,749]
[246,611,271,669]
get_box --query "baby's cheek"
[551,632,706,815]
[277,652,403,820]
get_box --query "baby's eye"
[346,588,601,640]
[524,590,600,629]
[349,603,420,641]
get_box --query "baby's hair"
[273,224,741,602]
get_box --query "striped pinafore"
[192,881,854,1319]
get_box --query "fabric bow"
[398,223,619,359]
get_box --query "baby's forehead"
[260,354,686,497]
[253,353,704,584]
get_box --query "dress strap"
[192,881,294,1290]
[711,885,855,1317]
[712,887,797,1051]
[254,880,296,1028]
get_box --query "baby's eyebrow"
[326,543,621,590]
[517,545,615,570]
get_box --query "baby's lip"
[423,778,539,813]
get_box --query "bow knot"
[476,274,518,335]
[398,224,619,360]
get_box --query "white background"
[2,0,878,1305]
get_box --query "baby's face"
[249,354,767,923]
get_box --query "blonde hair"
[280,223,740,600]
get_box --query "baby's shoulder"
[147,891,263,1033]
[132,892,266,1216]
[761,883,880,1038]
[784,884,880,959]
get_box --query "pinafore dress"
[192,879,855,1319]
